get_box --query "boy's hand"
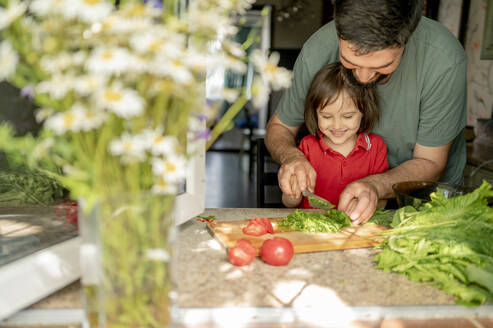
[338,180,379,225]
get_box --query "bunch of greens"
[279,209,352,233]
[375,181,493,306]
[0,168,65,205]
[365,208,394,227]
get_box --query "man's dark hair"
[334,0,424,54]
[304,62,379,135]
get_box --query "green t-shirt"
[276,17,467,184]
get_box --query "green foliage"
[279,209,351,233]
[375,181,493,306]
[0,167,65,204]
[365,208,394,227]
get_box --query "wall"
[254,0,325,49]
[464,0,493,126]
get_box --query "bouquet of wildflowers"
[0,0,291,208]
[0,0,291,326]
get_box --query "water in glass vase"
[80,192,176,327]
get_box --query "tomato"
[55,199,78,227]
[242,216,274,236]
[66,202,78,226]
[228,239,257,266]
[55,199,74,217]
[242,222,267,236]
[260,237,294,266]
[260,218,274,234]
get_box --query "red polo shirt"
[298,133,388,209]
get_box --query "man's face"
[339,40,404,85]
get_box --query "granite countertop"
[4,208,493,327]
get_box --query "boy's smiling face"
[317,90,362,156]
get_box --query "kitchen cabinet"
[2,208,492,328]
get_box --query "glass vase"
[80,192,176,328]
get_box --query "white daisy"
[186,6,228,35]
[151,155,187,182]
[120,2,161,19]
[102,14,153,34]
[0,0,27,29]
[222,39,246,58]
[44,109,83,135]
[221,88,240,103]
[129,27,169,54]
[36,74,74,100]
[251,77,270,109]
[233,0,255,14]
[149,134,180,157]
[35,107,55,123]
[86,47,132,75]
[40,52,81,74]
[152,56,193,84]
[151,178,177,195]
[0,41,18,80]
[74,75,107,96]
[69,0,113,24]
[109,133,147,163]
[71,103,107,131]
[182,52,208,73]
[97,84,144,118]
[30,0,69,17]
[251,49,292,91]
[224,55,247,74]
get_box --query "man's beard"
[343,68,389,88]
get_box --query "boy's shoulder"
[299,134,318,146]
[367,133,387,147]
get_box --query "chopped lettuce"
[375,181,493,306]
[278,209,351,233]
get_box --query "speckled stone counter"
[177,208,455,308]
[3,208,493,328]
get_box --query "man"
[265,0,467,224]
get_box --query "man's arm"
[265,114,317,197]
[338,141,452,224]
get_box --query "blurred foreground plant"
[0,0,291,326]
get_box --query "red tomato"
[242,222,267,236]
[55,199,75,217]
[228,238,257,266]
[260,237,294,266]
[260,218,274,234]
[242,216,274,236]
[66,202,78,226]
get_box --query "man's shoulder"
[299,21,339,67]
[410,17,466,64]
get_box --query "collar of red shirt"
[316,132,371,156]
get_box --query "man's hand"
[338,180,379,225]
[278,154,316,198]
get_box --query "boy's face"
[339,40,404,85]
[317,91,362,153]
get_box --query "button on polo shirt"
[298,133,389,209]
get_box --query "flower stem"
[206,94,248,149]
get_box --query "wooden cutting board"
[207,218,388,254]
